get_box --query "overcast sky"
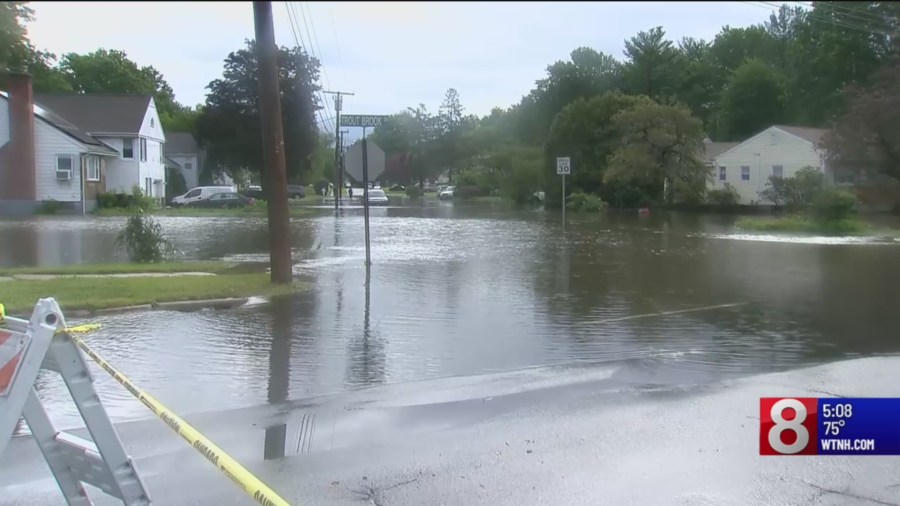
[27,1,780,130]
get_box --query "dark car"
[187,192,255,209]
[286,184,306,199]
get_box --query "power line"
[283,2,334,132]
[328,5,350,86]
[746,1,892,38]
[301,2,335,98]
[292,2,334,120]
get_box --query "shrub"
[115,211,173,263]
[760,166,825,210]
[97,186,157,211]
[36,199,62,215]
[811,188,859,222]
[455,185,480,200]
[566,191,607,212]
[406,185,424,199]
[706,184,740,207]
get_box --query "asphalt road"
[3,356,900,505]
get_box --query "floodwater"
[1,203,899,431]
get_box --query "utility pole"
[324,90,354,209]
[253,1,292,284]
[340,129,349,193]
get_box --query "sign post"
[557,156,571,226]
[341,114,388,266]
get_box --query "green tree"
[196,39,322,183]
[545,91,653,204]
[0,2,70,92]
[58,49,181,115]
[673,37,719,128]
[717,59,786,141]
[511,47,622,144]
[435,88,466,181]
[605,101,708,204]
[622,27,679,100]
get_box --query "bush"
[115,211,173,263]
[405,186,424,199]
[455,185,480,200]
[760,166,825,210]
[36,199,62,215]
[313,179,330,196]
[811,188,859,222]
[97,186,157,211]
[706,184,740,207]
[566,191,607,212]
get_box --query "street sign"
[556,157,571,175]
[340,115,388,128]
[344,140,386,181]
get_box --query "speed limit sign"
[556,157,571,175]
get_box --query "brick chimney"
[0,72,37,200]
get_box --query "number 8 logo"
[769,398,809,454]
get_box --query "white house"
[164,131,203,190]
[707,125,830,205]
[31,92,167,202]
[0,73,120,215]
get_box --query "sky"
[26,1,781,132]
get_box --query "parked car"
[187,192,255,209]
[364,189,390,206]
[389,184,405,192]
[439,186,455,200]
[171,186,236,206]
[424,182,439,193]
[287,184,306,199]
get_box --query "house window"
[184,162,193,171]
[741,165,750,181]
[159,143,164,162]
[718,166,726,181]
[150,118,155,128]
[145,177,152,197]
[140,138,148,162]
[86,156,100,181]
[122,138,134,159]
[772,165,784,178]
[56,155,74,181]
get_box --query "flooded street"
[2,204,900,430]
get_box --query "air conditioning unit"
[56,170,72,181]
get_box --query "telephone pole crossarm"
[324,90,355,209]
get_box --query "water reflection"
[263,295,293,460]
[3,209,900,433]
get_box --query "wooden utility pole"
[253,1,293,284]
[324,90,354,209]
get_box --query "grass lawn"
[93,205,317,218]
[0,261,237,276]
[2,271,305,315]
[736,215,872,235]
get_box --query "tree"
[822,59,900,181]
[435,88,466,180]
[622,27,679,100]
[717,59,786,141]
[545,91,653,204]
[58,49,180,114]
[0,2,70,92]
[605,102,708,204]
[512,47,622,144]
[673,37,719,128]
[196,39,322,183]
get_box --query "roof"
[164,132,200,154]
[32,93,151,134]
[164,156,182,169]
[773,125,829,145]
[703,141,740,161]
[0,92,118,155]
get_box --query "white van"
[171,186,236,206]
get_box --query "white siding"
[169,154,199,189]
[138,99,166,200]
[0,96,9,147]
[35,119,85,203]
[710,127,825,205]
[97,136,140,193]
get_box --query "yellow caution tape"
[59,324,292,506]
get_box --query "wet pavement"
[3,355,900,505]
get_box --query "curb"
[17,297,260,319]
